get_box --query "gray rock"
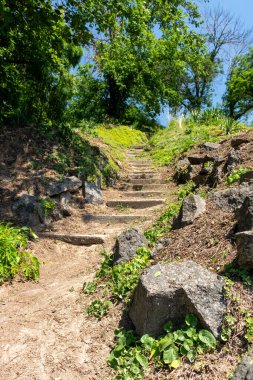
[208,163,223,188]
[84,182,103,205]
[240,171,253,184]
[210,184,253,212]
[231,137,251,150]
[236,194,253,232]
[113,228,148,265]
[175,158,192,183]
[151,238,172,258]
[188,154,219,165]
[236,231,253,268]
[224,151,241,173]
[232,346,253,380]
[201,142,221,151]
[173,195,206,229]
[129,261,226,338]
[46,176,82,196]
[13,194,43,226]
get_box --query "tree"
[224,48,253,119]
[174,6,252,113]
[73,0,205,122]
[0,0,83,125]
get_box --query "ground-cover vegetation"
[149,110,247,166]
[108,315,217,380]
[0,224,39,283]
[226,167,252,185]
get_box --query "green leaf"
[135,352,148,368]
[140,334,155,349]
[198,330,216,348]
[159,334,174,351]
[163,346,179,364]
[163,321,173,332]
[185,314,198,327]
[170,358,182,368]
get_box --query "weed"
[224,264,252,286]
[221,313,237,342]
[108,314,217,380]
[145,202,181,244]
[86,299,111,320]
[38,198,56,218]
[221,117,241,135]
[0,223,39,283]
[226,167,251,185]
[83,281,97,294]
[245,316,253,343]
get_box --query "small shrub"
[0,223,39,283]
[38,198,56,218]
[83,281,97,294]
[226,167,250,185]
[108,314,217,380]
[86,299,111,320]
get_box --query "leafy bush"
[149,115,247,165]
[145,202,181,244]
[226,167,251,185]
[38,198,56,218]
[108,314,217,380]
[0,224,39,283]
[96,248,151,302]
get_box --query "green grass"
[149,117,247,166]
[0,223,39,283]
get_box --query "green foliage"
[83,281,97,295]
[224,48,253,119]
[86,299,111,320]
[108,314,217,380]
[0,0,82,126]
[177,181,196,200]
[38,198,56,218]
[145,202,181,244]
[224,264,252,286]
[221,117,242,135]
[149,115,247,165]
[0,223,39,283]
[226,167,250,185]
[245,316,253,343]
[221,313,237,342]
[96,125,147,149]
[97,248,151,302]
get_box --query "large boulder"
[236,231,253,268]
[210,184,253,212]
[232,346,253,380]
[224,151,240,174]
[13,194,42,226]
[46,176,82,196]
[173,195,206,229]
[236,194,253,232]
[84,182,103,205]
[113,228,148,265]
[201,142,221,151]
[174,158,192,184]
[129,261,226,338]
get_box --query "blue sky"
[158,0,253,126]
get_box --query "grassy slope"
[149,118,248,165]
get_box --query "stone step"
[127,178,166,185]
[122,191,164,198]
[83,214,152,224]
[123,183,169,191]
[131,145,146,149]
[128,160,152,166]
[128,173,160,180]
[39,233,105,246]
[106,199,164,209]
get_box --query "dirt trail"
[0,147,172,380]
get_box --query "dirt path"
[0,147,172,380]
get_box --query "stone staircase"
[45,145,171,245]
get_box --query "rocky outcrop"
[173,195,206,229]
[232,346,253,380]
[13,195,43,226]
[210,184,253,212]
[224,151,241,174]
[46,176,82,197]
[174,158,192,184]
[113,228,148,265]
[231,137,251,150]
[129,261,226,338]
[236,194,253,232]
[84,182,103,205]
[201,142,221,151]
[236,231,253,268]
